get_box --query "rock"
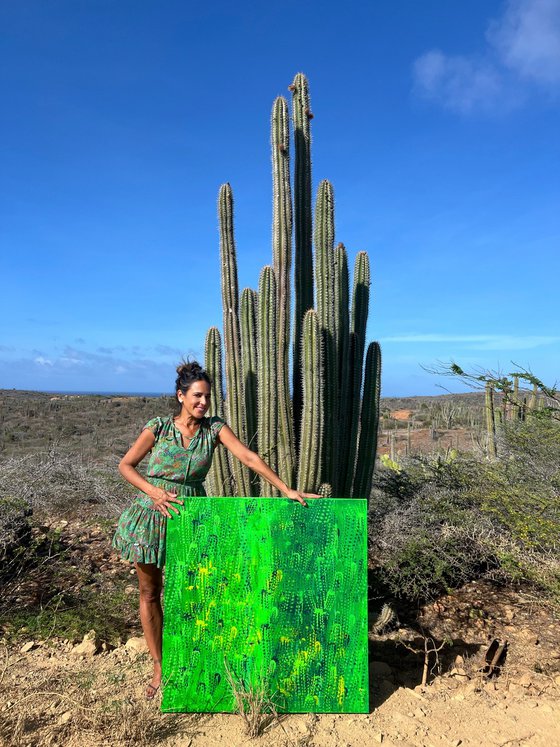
[71,630,100,657]
[517,673,533,688]
[57,711,72,725]
[125,636,149,654]
[20,641,38,653]
[508,683,526,696]
[373,733,383,743]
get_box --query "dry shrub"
[0,449,133,520]
[225,663,279,738]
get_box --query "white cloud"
[489,0,560,85]
[34,356,53,367]
[413,0,560,112]
[413,51,503,113]
[381,334,560,350]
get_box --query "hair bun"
[176,360,202,376]
[175,359,211,395]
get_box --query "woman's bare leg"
[135,562,163,695]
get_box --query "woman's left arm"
[217,425,317,506]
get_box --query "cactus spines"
[372,603,396,634]
[240,287,259,495]
[344,252,371,495]
[297,309,323,493]
[218,183,251,496]
[485,381,497,458]
[204,326,233,496]
[257,266,279,496]
[291,73,313,445]
[271,96,295,488]
[353,342,382,500]
[314,179,337,485]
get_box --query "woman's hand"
[148,487,184,518]
[284,489,320,508]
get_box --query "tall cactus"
[271,96,295,488]
[240,287,259,495]
[353,342,382,499]
[204,326,233,496]
[257,266,279,496]
[218,183,251,496]
[297,309,323,493]
[207,74,381,499]
[290,73,313,445]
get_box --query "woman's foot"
[145,682,160,700]
[145,661,162,700]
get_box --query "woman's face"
[178,380,211,419]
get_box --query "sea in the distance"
[3,389,170,397]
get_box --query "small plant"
[224,663,279,738]
[397,629,452,686]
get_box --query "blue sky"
[1,0,559,396]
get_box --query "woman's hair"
[175,360,212,395]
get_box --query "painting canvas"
[161,497,369,713]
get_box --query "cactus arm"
[257,266,279,496]
[271,96,295,489]
[290,73,314,446]
[218,183,251,496]
[333,242,350,494]
[344,252,370,495]
[240,287,259,495]
[297,309,323,493]
[204,326,233,496]
[314,179,337,487]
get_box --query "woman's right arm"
[119,429,183,518]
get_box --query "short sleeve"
[209,416,226,444]
[143,417,164,440]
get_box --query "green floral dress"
[112,415,225,568]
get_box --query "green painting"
[161,497,369,714]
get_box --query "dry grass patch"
[0,645,202,747]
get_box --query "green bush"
[369,416,560,604]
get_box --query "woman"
[113,361,316,700]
